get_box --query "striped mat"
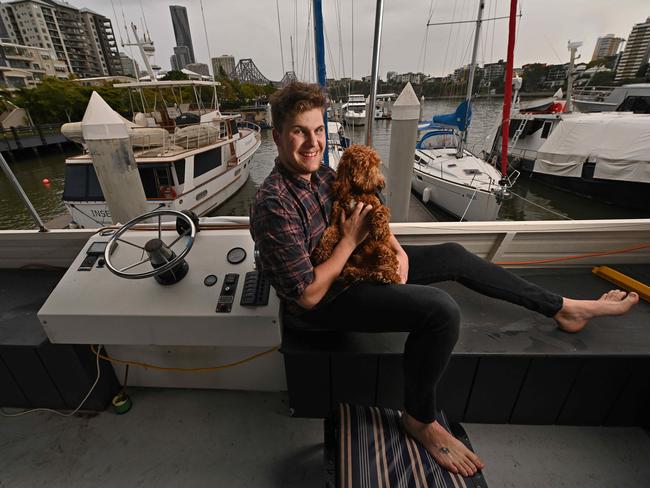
[329,404,487,488]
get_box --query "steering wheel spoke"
[119,256,151,273]
[116,237,145,251]
[104,210,197,280]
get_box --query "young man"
[250,82,639,477]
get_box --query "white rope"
[459,187,478,221]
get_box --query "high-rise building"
[0,0,121,78]
[169,5,195,64]
[171,46,191,70]
[212,54,235,77]
[591,34,625,62]
[119,52,139,78]
[0,13,10,41]
[80,9,122,77]
[615,17,650,82]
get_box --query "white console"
[38,226,285,391]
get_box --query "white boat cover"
[534,112,650,183]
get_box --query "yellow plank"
[592,266,650,302]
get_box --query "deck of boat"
[1,263,649,486]
[2,388,649,487]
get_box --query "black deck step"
[0,269,119,411]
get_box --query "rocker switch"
[216,273,239,313]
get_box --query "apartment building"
[0,40,68,90]
[615,17,650,81]
[0,0,121,79]
[591,34,625,61]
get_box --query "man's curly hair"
[270,82,326,133]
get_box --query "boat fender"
[159,186,177,200]
[422,187,432,204]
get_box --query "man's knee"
[438,241,469,258]
[421,289,461,340]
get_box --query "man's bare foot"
[554,290,639,333]
[402,413,484,477]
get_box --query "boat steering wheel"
[104,210,196,280]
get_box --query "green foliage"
[589,71,615,86]
[215,75,276,107]
[161,70,189,81]
[9,77,134,124]
[521,63,547,92]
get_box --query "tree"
[521,63,547,92]
[162,70,189,81]
[589,71,615,86]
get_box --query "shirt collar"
[275,158,325,190]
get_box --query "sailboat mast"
[457,0,485,157]
[312,0,330,166]
[500,0,518,177]
[364,0,385,146]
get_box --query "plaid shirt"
[250,161,336,305]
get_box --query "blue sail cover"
[431,100,472,132]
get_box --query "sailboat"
[411,1,516,221]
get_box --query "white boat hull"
[344,112,366,126]
[411,147,504,221]
[412,168,502,221]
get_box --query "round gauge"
[226,247,247,265]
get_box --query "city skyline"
[69,0,648,81]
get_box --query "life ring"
[159,185,177,200]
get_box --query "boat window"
[616,96,650,114]
[541,121,553,139]
[229,119,238,135]
[87,166,103,200]
[194,147,222,178]
[63,164,92,201]
[138,164,172,199]
[174,159,186,185]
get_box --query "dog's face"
[336,144,385,195]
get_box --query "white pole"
[386,83,420,222]
[81,92,149,224]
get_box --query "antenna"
[199,0,213,78]
[123,22,156,80]
[275,0,286,76]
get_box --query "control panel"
[38,227,281,347]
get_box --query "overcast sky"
[72,0,649,81]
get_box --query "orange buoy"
[42,178,50,185]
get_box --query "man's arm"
[296,202,373,310]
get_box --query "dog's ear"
[335,149,354,198]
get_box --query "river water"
[2,98,648,230]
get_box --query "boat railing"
[509,146,539,162]
[573,85,616,102]
[236,120,261,133]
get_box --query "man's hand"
[340,202,372,248]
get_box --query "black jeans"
[301,242,563,423]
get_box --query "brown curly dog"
[312,144,400,284]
